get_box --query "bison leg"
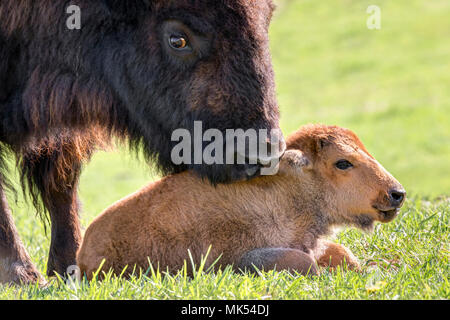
[313,239,360,271]
[0,183,45,285]
[20,142,85,278]
[45,177,82,278]
[237,248,318,276]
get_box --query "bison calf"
[77,124,405,279]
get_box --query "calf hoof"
[1,261,46,287]
[316,243,361,272]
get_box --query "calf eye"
[169,35,189,50]
[335,159,353,170]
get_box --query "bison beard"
[0,0,281,284]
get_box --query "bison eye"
[168,35,189,50]
[335,159,353,170]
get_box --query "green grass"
[1,0,449,299]
[1,197,448,299]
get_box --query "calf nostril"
[389,190,406,205]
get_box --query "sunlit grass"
[1,196,448,300]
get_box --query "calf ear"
[312,136,331,154]
[279,149,312,175]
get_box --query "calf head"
[281,124,405,230]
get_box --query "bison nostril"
[253,130,286,166]
[268,131,286,157]
[389,189,406,206]
[267,135,286,159]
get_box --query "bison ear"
[279,149,312,175]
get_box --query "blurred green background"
[7,0,450,232]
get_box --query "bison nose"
[389,189,406,207]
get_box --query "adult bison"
[0,0,283,284]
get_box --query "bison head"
[96,0,284,183]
